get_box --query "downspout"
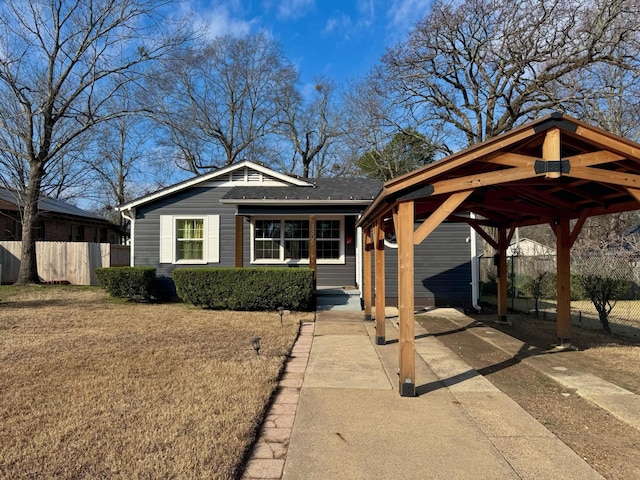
[119,207,136,266]
[356,223,362,296]
[470,213,481,312]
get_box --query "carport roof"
[357,112,640,229]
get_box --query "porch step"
[315,288,362,311]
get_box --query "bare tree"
[152,33,298,174]
[572,236,637,334]
[276,78,345,178]
[379,0,640,150]
[0,0,187,284]
[84,88,173,226]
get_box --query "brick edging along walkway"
[241,321,315,480]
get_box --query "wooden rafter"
[569,166,640,189]
[414,191,473,245]
[429,167,540,196]
[566,150,627,167]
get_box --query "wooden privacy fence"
[0,242,130,286]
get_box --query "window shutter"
[207,215,220,263]
[159,215,173,263]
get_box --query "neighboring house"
[507,238,556,257]
[0,187,124,244]
[118,161,473,306]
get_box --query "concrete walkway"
[244,309,609,479]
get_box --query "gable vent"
[247,170,262,182]
[231,168,246,182]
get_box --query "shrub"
[173,267,314,311]
[95,266,157,301]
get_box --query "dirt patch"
[417,312,640,480]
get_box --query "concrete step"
[315,288,362,311]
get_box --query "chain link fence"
[479,253,640,337]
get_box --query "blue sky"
[180,0,433,88]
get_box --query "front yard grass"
[0,286,310,479]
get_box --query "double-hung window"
[159,215,219,264]
[176,219,204,260]
[252,217,343,264]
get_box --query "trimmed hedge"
[95,266,157,301]
[173,267,314,311]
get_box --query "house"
[506,238,556,256]
[117,161,474,306]
[0,186,124,244]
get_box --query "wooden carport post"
[397,201,415,397]
[363,226,373,321]
[497,226,509,323]
[555,217,572,345]
[373,219,386,344]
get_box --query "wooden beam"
[373,219,386,345]
[497,226,508,322]
[555,217,572,345]
[429,167,539,196]
[235,215,244,268]
[627,188,640,204]
[569,166,640,189]
[468,221,498,249]
[542,128,562,179]
[414,191,473,245]
[309,215,317,282]
[363,226,373,321]
[398,201,415,397]
[574,125,640,161]
[569,214,587,248]
[484,152,539,167]
[566,151,627,167]
[383,126,539,196]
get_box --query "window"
[284,220,309,259]
[159,215,219,264]
[255,220,280,260]
[251,217,343,264]
[176,219,204,260]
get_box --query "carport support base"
[400,382,415,397]
[376,336,385,345]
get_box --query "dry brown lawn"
[0,286,311,479]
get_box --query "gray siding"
[241,214,357,288]
[370,222,471,307]
[136,189,358,293]
[134,187,238,293]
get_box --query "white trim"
[121,207,135,266]
[220,198,373,205]
[159,215,173,263]
[249,215,345,265]
[118,161,312,210]
[207,215,220,263]
[159,215,220,265]
[355,225,362,291]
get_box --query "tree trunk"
[15,164,45,285]
[598,309,612,334]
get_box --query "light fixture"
[277,306,285,324]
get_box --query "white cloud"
[323,13,352,37]
[386,0,433,32]
[179,1,256,38]
[277,0,315,20]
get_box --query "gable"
[118,161,312,211]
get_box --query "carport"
[357,113,640,396]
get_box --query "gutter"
[119,207,136,267]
